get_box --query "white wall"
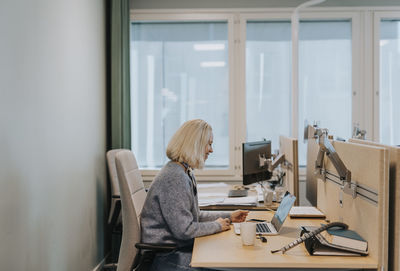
[0,0,107,270]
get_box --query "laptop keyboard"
[256,223,271,233]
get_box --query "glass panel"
[246,21,292,153]
[380,19,400,146]
[130,22,229,169]
[298,20,352,165]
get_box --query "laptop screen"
[271,192,296,232]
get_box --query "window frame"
[373,11,400,142]
[239,11,361,167]
[130,12,239,181]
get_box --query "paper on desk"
[198,196,258,207]
[198,192,227,197]
[198,198,225,207]
[197,182,229,188]
[289,206,325,217]
[219,196,258,206]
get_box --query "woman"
[141,119,249,271]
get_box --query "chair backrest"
[107,149,125,198]
[115,150,147,271]
[107,149,124,225]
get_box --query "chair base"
[109,229,122,263]
[103,229,122,271]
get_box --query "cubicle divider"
[279,135,299,205]
[306,135,320,206]
[349,139,400,271]
[313,140,389,271]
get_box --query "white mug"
[240,222,256,246]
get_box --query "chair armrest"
[135,243,177,252]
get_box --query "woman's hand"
[216,217,231,231]
[230,210,249,223]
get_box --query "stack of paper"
[198,196,258,207]
[198,192,227,198]
[198,198,225,207]
[220,196,258,206]
[197,182,229,189]
[289,206,325,218]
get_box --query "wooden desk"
[191,211,378,269]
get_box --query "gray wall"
[131,0,400,9]
[0,0,107,270]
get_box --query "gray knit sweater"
[141,161,230,248]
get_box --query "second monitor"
[242,140,272,185]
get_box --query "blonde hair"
[166,119,212,169]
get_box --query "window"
[298,20,352,164]
[245,19,353,165]
[245,21,292,153]
[379,19,400,145]
[130,20,230,169]
[130,9,398,180]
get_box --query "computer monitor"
[242,140,272,185]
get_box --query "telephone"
[271,222,348,254]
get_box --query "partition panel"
[316,140,389,271]
[306,137,320,206]
[279,135,299,205]
[349,139,400,271]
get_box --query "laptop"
[233,192,296,236]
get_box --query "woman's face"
[204,133,214,161]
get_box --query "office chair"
[115,150,176,271]
[106,149,125,229]
[104,149,128,269]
